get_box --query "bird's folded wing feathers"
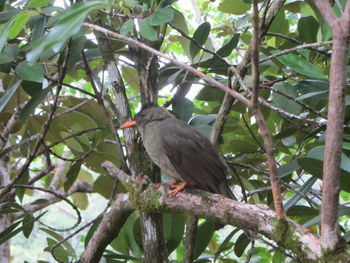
[160,119,229,195]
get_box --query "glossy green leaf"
[64,160,83,192]
[0,80,22,112]
[27,1,109,63]
[139,17,158,41]
[216,34,240,57]
[163,213,185,253]
[172,96,194,122]
[277,162,300,178]
[45,238,69,262]
[22,214,35,238]
[19,87,52,121]
[170,9,188,34]
[297,146,350,193]
[272,82,301,115]
[0,211,47,245]
[0,202,25,215]
[0,16,16,51]
[120,19,134,36]
[190,22,211,59]
[0,44,19,63]
[274,51,327,79]
[193,220,215,259]
[218,0,250,15]
[92,175,116,199]
[196,86,225,102]
[298,16,319,43]
[8,11,34,39]
[284,176,317,211]
[31,16,47,42]
[28,0,53,8]
[189,115,216,138]
[287,205,319,216]
[16,170,29,202]
[149,7,174,26]
[41,228,75,257]
[15,61,44,83]
[234,232,250,257]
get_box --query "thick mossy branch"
[101,161,350,262]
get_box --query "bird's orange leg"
[169,181,180,189]
[170,181,188,195]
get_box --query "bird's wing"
[159,118,229,195]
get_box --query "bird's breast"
[141,124,182,181]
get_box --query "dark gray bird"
[120,104,234,198]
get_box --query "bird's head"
[119,104,172,129]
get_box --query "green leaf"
[287,205,319,216]
[218,0,250,15]
[297,146,350,193]
[31,16,47,42]
[27,1,109,63]
[92,175,116,199]
[41,228,75,257]
[16,170,29,202]
[196,86,225,102]
[139,17,158,41]
[172,96,194,122]
[64,160,83,192]
[85,218,101,248]
[163,213,185,253]
[120,19,134,36]
[0,202,25,215]
[28,0,53,8]
[149,7,174,26]
[8,11,34,39]
[193,220,215,259]
[0,211,47,245]
[190,22,211,59]
[189,115,216,138]
[272,82,301,115]
[0,80,22,112]
[45,238,69,262]
[0,44,19,63]
[284,176,317,211]
[273,51,327,79]
[15,61,44,83]
[22,214,35,238]
[0,16,16,51]
[216,34,240,57]
[21,80,43,97]
[277,162,300,178]
[170,9,188,34]
[298,16,319,43]
[234,232,250,257]
[19,87,52,121]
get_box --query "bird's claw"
[169,181,188,195]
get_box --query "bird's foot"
[170,181,188,195]
[169,181,180,189]
[155,183,162,189]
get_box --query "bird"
[120,104,234,199]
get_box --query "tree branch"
[101,161,327,262]
[314,0,350,250]
[251,0,284,219]
[79,194,133,263]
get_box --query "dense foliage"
[0,0,349,262]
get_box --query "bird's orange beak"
[120,120,137,129]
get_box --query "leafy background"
[0,0,349,262]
